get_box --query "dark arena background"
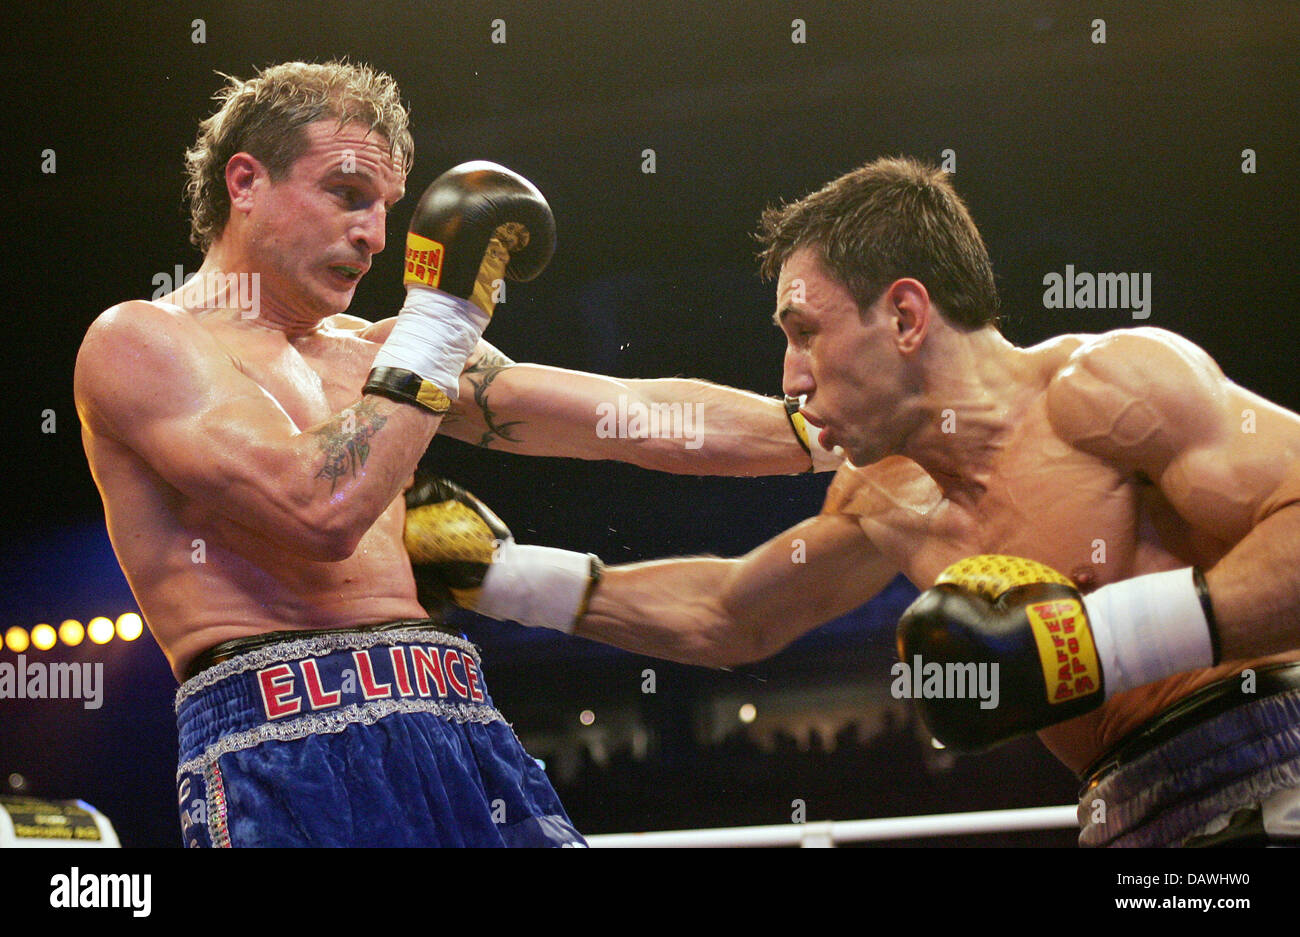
[1,0,1297,875]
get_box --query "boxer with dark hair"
[74,61,830,847]
[491,157,1300,847]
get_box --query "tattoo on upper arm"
[312,398,390,492]
[463,347,525,448]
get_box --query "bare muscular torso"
[829,336,1300,775]
[79,302,422,680]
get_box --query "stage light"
[115,612,143,641]
[30,623,57,651]
[738,703,757,723]
[59,619,85,646]
[4,626,29,653]
[579,709,595,726]
[87,617,115,644]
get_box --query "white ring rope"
[585,804,1078,848]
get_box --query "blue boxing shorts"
[174,623,584,847]
[1078,662,1300,847]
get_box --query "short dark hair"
[756,156,999,329]
[184,60,414,252]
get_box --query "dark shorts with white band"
[1078,662,1300,847]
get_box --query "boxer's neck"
[898,325,1035,498]
[186,242,332,337]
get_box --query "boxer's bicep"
[1048,330,1300,657]
[720,512,895,655]
[76,303,417,556]
[1047,328,1297,538]
[580,512,891,666]
[1158,388,1300,658]
[78,302,287,453]
[1159,386,1300,535]
[78,304,309,502]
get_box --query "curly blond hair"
[184,60,414,251]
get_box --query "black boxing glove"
[366,162,556,415]
[404,474,601,632]
[403,161,555,310]
[896,555,1218,752]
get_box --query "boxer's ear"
[225,152,267,213]
[886,278,931,354]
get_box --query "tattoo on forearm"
[464,348,525,447]
[313,398,389,492]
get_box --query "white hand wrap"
[371,287,490,401]
[1082,567,1216,698]
[473,539,598,633]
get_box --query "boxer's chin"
[314,274,357,317]
[842,439,876,468]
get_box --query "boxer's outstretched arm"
[575,509,896,667]
[437,340,823,475]
[75,301,440,561]
[1047,327,1300,661]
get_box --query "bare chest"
[853,448,1156,593]
[209,323,377,427]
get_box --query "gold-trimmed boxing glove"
[895,555,1219,752]
[366,162,556,415]
[404,474,601,632]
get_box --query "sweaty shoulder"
[77,300,200,388]
[75,300,224,436]
[79,298,201,354]
[1044,327,1229,469]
